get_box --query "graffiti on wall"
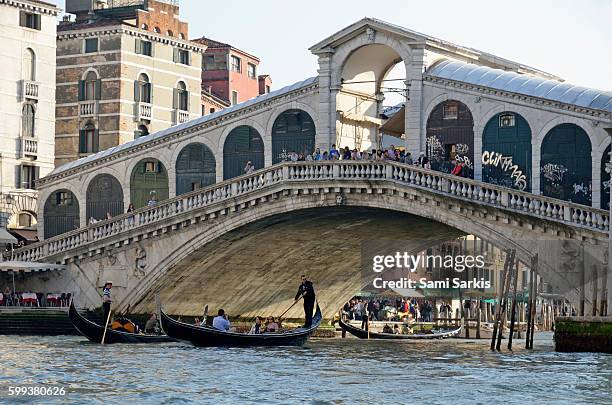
[541,163,568,183]
[481,151,528,190]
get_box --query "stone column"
[404,46,425,158]
[314,50,335,151]
[606,127,612,316]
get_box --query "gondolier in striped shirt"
[102,281,112,324]
[295,275,316,327]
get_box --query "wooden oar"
[279,295,303,322]
[101,305,112,345]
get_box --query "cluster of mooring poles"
[490,250,538,351]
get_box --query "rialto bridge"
[15,18,612,318]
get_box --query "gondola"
[339,317,461,340]
[159,304,322,347]
[69,301,175,344]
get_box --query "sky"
[52,0,612,91]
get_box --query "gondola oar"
[101,305,112,345]
[279,295,303,323]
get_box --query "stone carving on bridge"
[134,246,147,278]
[366,27,376,42]
[560,240,581,273]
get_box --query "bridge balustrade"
[11,161,609,262]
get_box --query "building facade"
[0,0,59,239]
[194,37,270,114]
[55,0,205,169]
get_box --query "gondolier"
[295,275,316,327]
[102,281,112,324]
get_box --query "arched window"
[22,104,35,138]
[175,81,188,111]
[271,109,315,164]
[135,73,151,103]
[44,190,79,239]
[179,33,185,40]
[136,124,149,138]
[141,23,148,30]
[84,71,98,101]
[154,27,161,33]
[601,145,611,210]
[23,48,35,81]
[79,122,98,154]
[167,30,174,36]
[176,143,216,195]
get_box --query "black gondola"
[339,317,461,340]
[69,301,175,344]
[159,304,322,347]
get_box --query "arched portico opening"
[223,126,264,180]
[426,100,475,178]
[601,144,610,210]
[336,44,407,152]
[86,174,124,221]
[540,123,592,206]
[130,159,169,208]
[44,190,79,239]
[271,109,316,163]
[482,112,532,191]
[176,143,216,195]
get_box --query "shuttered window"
[84,38,99,53]
[19,11,41,30]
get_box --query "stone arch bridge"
[16,161,611,318]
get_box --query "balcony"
[79,101,99,117]
[21,80,39,100]
[22,138,38,157]
[135,102,152,121]
[175,109,190,124]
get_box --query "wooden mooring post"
[491,249,515,351]
[526,254,538,349]
[507,260,519,351]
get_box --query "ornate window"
[79,122,98,154]
[135,73,151,103]
[176,81,188,111]
[22,104,35,138]
[499,114,515,127]
[443,102,458,120]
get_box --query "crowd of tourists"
[342,297,457,324]
[250,144,469,177]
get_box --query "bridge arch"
[175,143,216,196]
[426,99,475,178]
[540,123,592,206]
[86,173,124,222]
[481,111,532,191]
[129,158,169,208]
[43,189,80,239]
[271,109,316,163]
[222,125,265,180]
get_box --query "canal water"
[0,334,609,404]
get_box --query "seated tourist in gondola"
[144,313,160,334]
[249,316,263,334]
[393,324,401,334]
[401,323,413,334]
[264,316,279,333]
[382,324,393,334]
[212,309,230,331]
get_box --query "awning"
[379,105,405,137]
[9,229,38,243]
[0,261,66,273]
[0,228,17,244]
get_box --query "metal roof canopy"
[0,228,17,245]
[428,59,612,113]
[0,261,66,274]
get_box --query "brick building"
[55,0,206,167]
[193,37,271,115]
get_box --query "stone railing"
[79,101,98,117]
[12,161,609,262]
[136,102,152,121]
[22,138,38,157]
[175,109,190,124]
[22,80,39,100]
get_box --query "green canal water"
[0,333,609,404]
